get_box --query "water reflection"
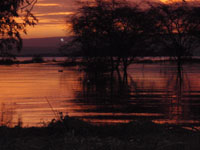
[0,63,82,127]
[0,62,200,126]
[157,65,192,124]
[0,103,15,126]
[72,63,200,126]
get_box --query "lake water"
[0,58,200,127]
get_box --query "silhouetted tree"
[64,0,148,72]
[148,2,200,67]
[0,0,37,60]
[111,4,150,73]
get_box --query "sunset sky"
[22,0,187,39]
[22,0,77,38]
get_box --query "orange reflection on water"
[0,62,200,127]
[83,119,131,125]
[0,63,82,127]
[153,119,200,125]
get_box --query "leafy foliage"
[63,0,150,72]
[148,2,200,62]
[69,0,147,57]
[0,0,38,59]
[63,0,200,70]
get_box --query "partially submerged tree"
[64,0,148,72]
[110,4,149,73]
[63,0,200,73]
[148,2,200,67]
[0,0,38,61]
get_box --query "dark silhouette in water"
[163,65,192,124]
[65,63,200,126]
[61,0,200,73]
[147,2,200,68]
[73,69,149,122]
[62,0,152,74]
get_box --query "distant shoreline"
[1,56,200,65]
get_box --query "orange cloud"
[22,21,72,38]
[35,12,74,17]
[22,24,66,38]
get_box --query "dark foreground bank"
[1,116,200,150]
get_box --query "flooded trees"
[112,5,149,74]
[148,2,200,67]
[64,0,200,75]
[65,0,147,73]
[0,0,37,62]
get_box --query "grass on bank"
[0,115,200,150]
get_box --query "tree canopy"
[148,2,200,64]
[63,0,150,72]
[68,0,148,57]
[0,0,37,59]
[63,0,200,71]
